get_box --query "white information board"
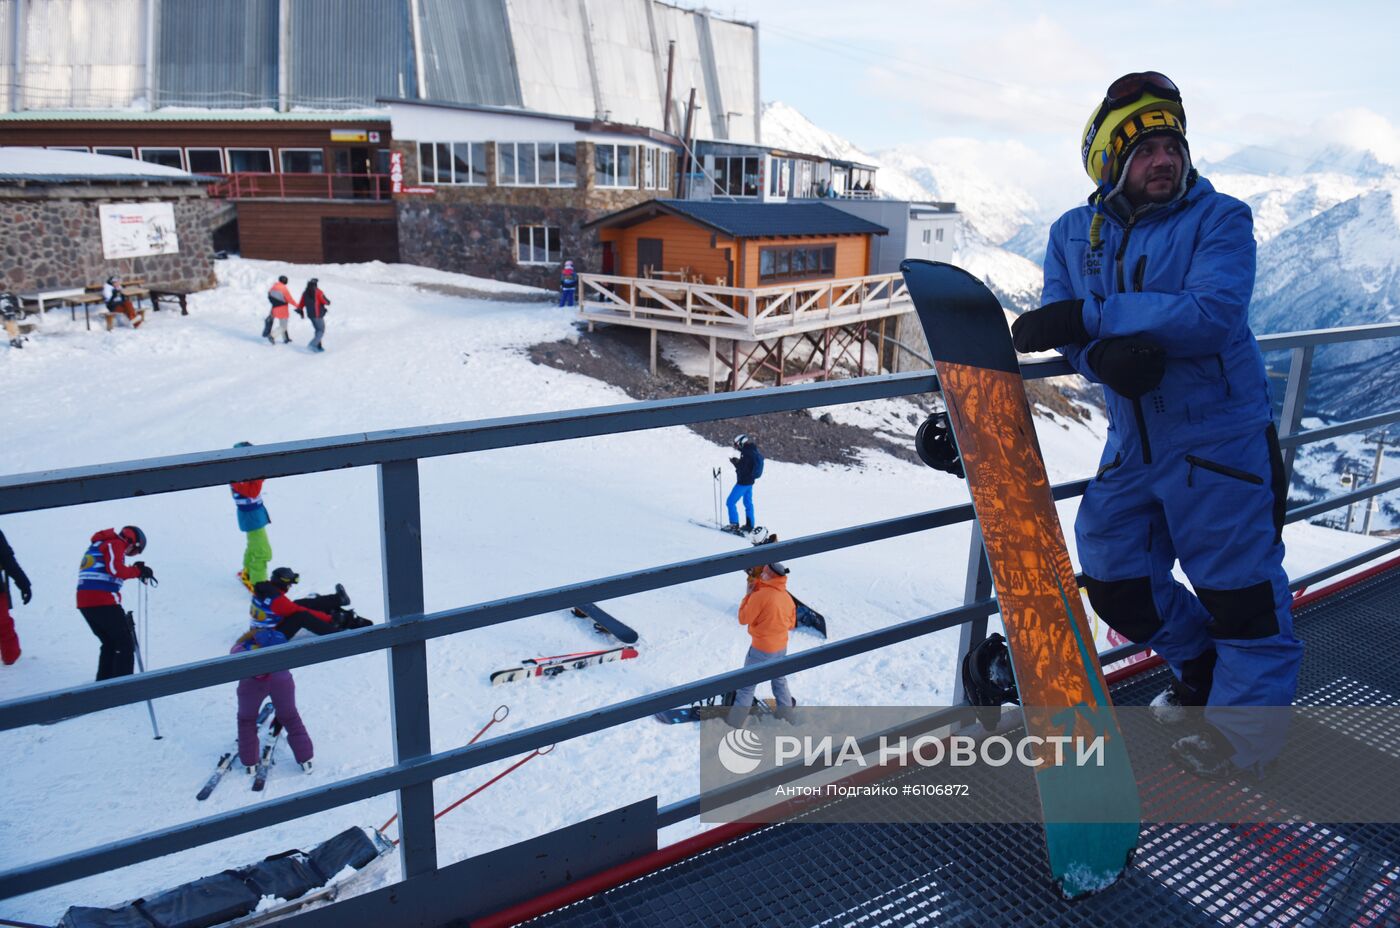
[99,202,180,259]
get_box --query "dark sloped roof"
[586,199,888,237]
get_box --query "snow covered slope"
[0,258,1384,921]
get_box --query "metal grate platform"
[525,563,1400,928]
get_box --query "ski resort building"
[684,139,880,202]
[581,199,914,390]
[384,99,684,289]
[0,147,220,295]
[0,0,759,267]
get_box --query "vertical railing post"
[378,458,438,878]
[952,524,993,706]
[1278,344,1314,490]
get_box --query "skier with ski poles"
[1006,71,1302,780]
[76,526,156,680]
[723,434,764,535]
[725,551,797,727]
[0,528,33,665]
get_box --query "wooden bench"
[101,308,146,331]
[147,286,193,315]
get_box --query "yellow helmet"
[1080,72,1187,186]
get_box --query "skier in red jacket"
[76,526,156,680]
[300,278,331,352]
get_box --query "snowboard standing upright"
[900,259,1140,898]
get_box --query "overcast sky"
[704,0,1400,207]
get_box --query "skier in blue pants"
[1011,72,1303,780]
[724,434,763,534]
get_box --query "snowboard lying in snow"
[490,646,639,685]
[570,603,639,644]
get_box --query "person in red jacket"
[263,275,300,345]
[0,528,33,665]
[76,526,156,680]
[300,278,331,352]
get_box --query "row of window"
[46,145,389,175]
[758,244,837,283]
[418,141,673,190]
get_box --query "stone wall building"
[387,100,683,290]
[0,149,224,293]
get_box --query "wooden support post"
[776,336,784,387]
[708,335,716,395]
[649,327,658,376]
[730,339,738,392]
[859,322,867,377]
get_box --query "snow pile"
[0,257,1386,921]
[0,147,202,179]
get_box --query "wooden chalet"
[581,200,914,391]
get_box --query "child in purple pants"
[231,629,314,772]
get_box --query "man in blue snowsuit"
[1010,72,1302,779]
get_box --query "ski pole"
[127,603,162,740]
[712,466,721,526]
[379,704,510,834]
[384,744,554,846]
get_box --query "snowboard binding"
[962,632,1019,731]
[914,411,965,478]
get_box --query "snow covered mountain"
[760,101,1045,311]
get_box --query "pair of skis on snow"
[195,701,283,800]
[490,645,639,685]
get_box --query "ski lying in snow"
[791,595,828,638]
[901,259,1139,899]
[251,719,284,792]
[197,702,275,801]
[570,603,639,644]
[688,518,768,540]
[490,646,639,685]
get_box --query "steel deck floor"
[526,563,1400,928]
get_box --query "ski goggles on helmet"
[1082,72,1181,166]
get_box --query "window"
[226,148,273,172]
[48,145,89,152]
[656,149,671,190]
[137,148,183,169]
[418,142,485,185]
[758,244,837,282]
[497,142,577,187]
[935,229,944,242]
[921,229,931,245]
[594,143,637,187]
[712,155,759,197]
[768,158,789,197]
[94,147,135,159]
[643,148,654,189]
[279,149,325,173]
[516,225,561,265]
[186,148,224,173]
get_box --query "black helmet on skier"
[270,566,300,590]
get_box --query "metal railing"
[208,172,393,201]
[1,323,1398,905]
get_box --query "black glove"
[135,561,158,585]
[914,411,965,478]
[730,458,740,468]
[1087,336,1166,399]
[1011,299,1088,353]
[295,308,305,318]
[17,582,31,605]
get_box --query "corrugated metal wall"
[417,0,520,107]
[709,17,758,144]
[291,0,415,106]
[21,0,145,109]
[587,0,662,128]
[1,0,15,113]
[2,0,756,129]
[158,0,277,108]
[506,0,593,118]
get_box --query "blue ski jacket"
[1042,175,1273,462]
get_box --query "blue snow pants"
[1076,424,1303,773]
[726,483,754,526]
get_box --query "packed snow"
[0,147,202,179]
[0,258,1387,921]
